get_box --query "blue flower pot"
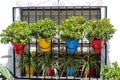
[67,67,76,76]
[65,39,79,53]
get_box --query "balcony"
[11,6,107,80]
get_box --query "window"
[13,6,107,80]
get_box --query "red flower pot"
[46,67,54,76]
[92,39,104,53]
[12,43,25,55]
[84,67,95,77]
[87,67,95,77]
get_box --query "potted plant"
[81,53,100,78]
[30,18,57,52]
[37,54,59,76]
[19,51,36,76]
[56,16,86,53]
[0,55,15,80]
[60,57,81,77]
[0,21,32,55]
[84,18,116,53]
[101,61,120,80]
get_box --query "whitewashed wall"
[0,0,120,72]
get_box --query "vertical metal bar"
[13,7,15,21]
[88,6,91,80]
[19,8,22,21]
[65,6,68,56]
[105,7,107,65]
[42,7,45,19]
[97,7,99,19]
[65,7,68,19]
[73,6,75,16]
[57,6,61,80]
[12,8,16,78]
[105,6,107,18]
[65,8,68,79]
[50,7,53,80]
[97,7,100,80]
[50,7,53,58]
[81,7,83,16]
[34,7,38,79]
[27,7,31,79]
[42,7,46,80]
[80,7,83,56]
[73,6,76,80]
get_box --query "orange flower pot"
[39,38,51,52]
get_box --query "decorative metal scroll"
[16,0,103,7]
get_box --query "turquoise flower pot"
[67,67,76,76]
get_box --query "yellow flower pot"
[25,66,34,76]
[39,38,51,52]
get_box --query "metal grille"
[13,6,107,80]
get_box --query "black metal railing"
[12,6,107,80]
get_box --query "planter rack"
[12,6,107,80]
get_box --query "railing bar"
[27,7,31,78]
[105,6,107,18]
[73,6,75,16]
[12,8,16,78]
[65,6,68,80]
[57,6,61,80]
[97,7,99,19]
[50,7,53,80]
[88,6,91,80]
[81,6,83,16]
[20,7,23,78]
[42,7,45,19]
[13,49,16,78]
[35,7,38,79]
[80,7,84,56]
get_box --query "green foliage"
[30,18,57,40]
[0,21,32,44]
[0,55,15,80]
[19,51,37,70]
[0,64,15,80]
[37,54,59,76]
[60,57,81,76]
[84,18,116,42]
[81,53,100,77]
[57,16,86,41]
[101,61,120,80]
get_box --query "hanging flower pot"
[12,43,25,55]
[46,67,54,76]
[65,39,79,53]
[39,38,51,52]
[92,39,104,53]
[67,67,76,76]
[25,66,34,76]
[84,67,95,77]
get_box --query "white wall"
[0,0,120,71]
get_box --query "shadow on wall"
[101,42,111,66]
[6,43,21,77]
[106,42,111,66]
[6,43,14,75]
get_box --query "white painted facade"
[0,0,120,74]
